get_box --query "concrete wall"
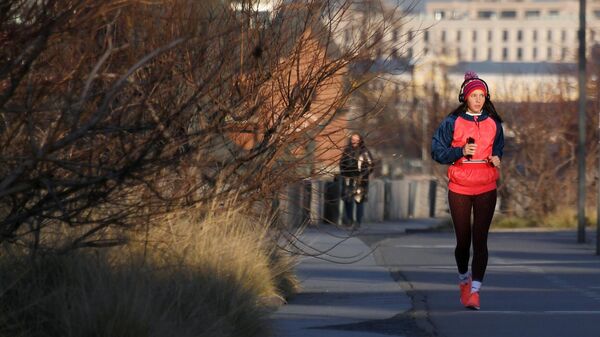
[434,180,450,217]
[386,180,412,219]
[277,177,451,227]
[309,180,325,226]
[363,179,385,222]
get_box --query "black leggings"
[448,189,497,282]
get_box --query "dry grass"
[0,207,299,337]
[540,207,597,229]
[492,215,537,229]
[493,207,598,229]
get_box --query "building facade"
[404,0,600,63]
[371,0,600,102]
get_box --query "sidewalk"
[269,219,448,337]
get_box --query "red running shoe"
[465,291,480,310]
[459,278,471,306]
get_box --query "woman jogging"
[339,132,374,228]
[431,71,504,310]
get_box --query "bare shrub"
[0,0,393,252]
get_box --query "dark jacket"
[340,146,374,203]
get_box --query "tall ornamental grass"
[0,208,299,337]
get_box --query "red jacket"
[431,112,504,195]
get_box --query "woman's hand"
[488,156,501,167]
[463,143,477,157]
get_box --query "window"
[472,48,477,60]
[441,30,446,42]
[503,30,509,41]
[392,29,399,42]
[548,10,560,17]
[441,47,447,55]
[594,10,600,19]
[450,10,467,20]
[500,10,517,19]
[525,10,541,18]
[487,48,493,60]
[533,30,538,41]
[488,30,493,41]
[502,48,508,60]
[517,47,523,60]
[561,47,567,60]
[392,48,398,58]
[561,30,566,41]
[532,47,537,60]
[408,30,413,41]
[547,30,552,42]
[408,48,413,58]
[424,47,429,55]
[434,10,445,20]
[547,47,552,59]
[473,30,477,42]
[344,29,351,43]
[517,30,523,41]
[424,31,429,42]
[457,47,462,59]
[478,11,495,19]
[457,30,461,42]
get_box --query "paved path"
[270,220,600,337]
[363,229,600,337]
[269,220,446,337]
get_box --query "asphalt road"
[360,229,600,337]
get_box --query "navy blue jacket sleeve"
[431,117,464,165]
[492,120,504,158]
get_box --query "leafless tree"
[0,0,397,253]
